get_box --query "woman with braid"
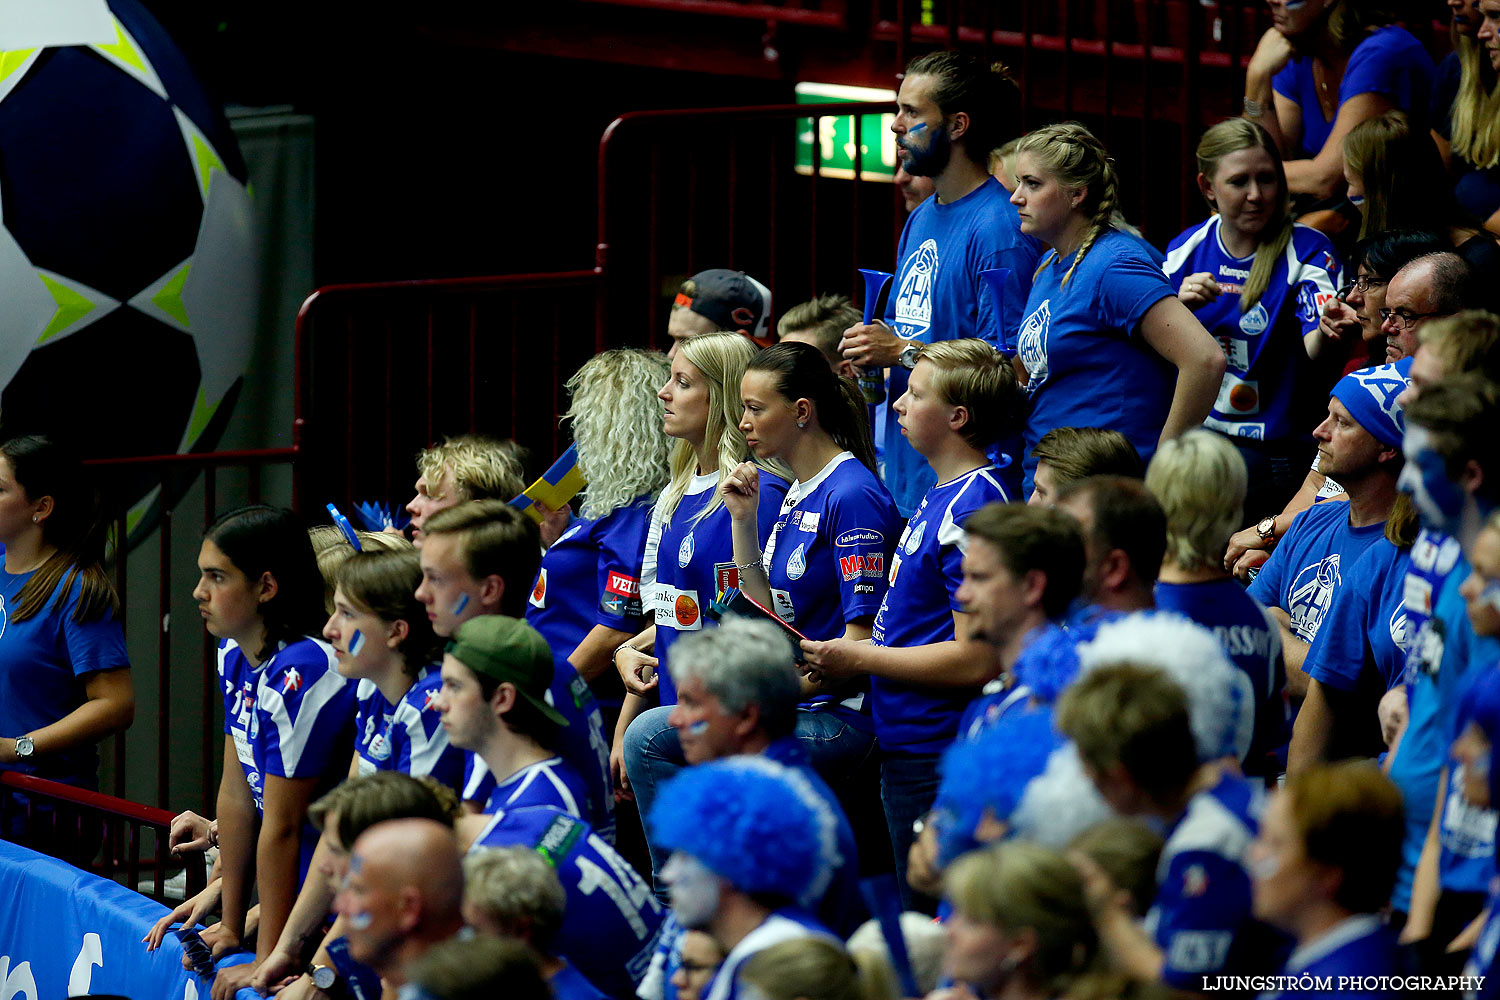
[1010,122,1226,496]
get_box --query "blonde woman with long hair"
[526,349,673,710]
[1164,117,1343,516]
[1434,0,1500,235]
[1008,122,1225,497]
[610,334,791,880]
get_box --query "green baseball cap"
[445,616,568,726]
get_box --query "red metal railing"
[0,771,207,903]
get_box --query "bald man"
[336,818,466,990]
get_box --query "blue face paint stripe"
[349,629,365,656]
[687,720,709,735]
[451,593,470,616]
[348,911,373,930]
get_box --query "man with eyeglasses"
[1380,252,1475,364]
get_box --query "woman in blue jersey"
[187,506,355,992]
[0,435,133,857]
[1244,0,1433,202]
[613,334,790,846]
[1010,122,1226,496]
[722,341,901,851]
[528,349,672,716]
[1165,118,1344,516]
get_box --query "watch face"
[15,737,33,758]
[311,966,337,990]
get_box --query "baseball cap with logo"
[675,269,773,344]
[446,616,567,725]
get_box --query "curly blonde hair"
[564,349,673,520]
[1016,123,1121,289]
[416,434,527,503]
[658,333,790,527]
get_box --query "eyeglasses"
[1378,307,1446,331]
[1337,274,1386,299]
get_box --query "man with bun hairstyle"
[838,52,1044,516]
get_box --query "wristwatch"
[14,736,34,760]
[897,341,923,370]
[1255,516,1277,542]
[308,964,339,993]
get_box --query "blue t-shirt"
[1262,915,1399,1000]
[1247,499,1388,646]
[1149,772,1271,989]
[467,755,589,818]
[460,667,615,844]
[469,805,664,1000]
[353,668,464,794]
[1016,229,1178,494]
[762,453,899,717]
[527,495,654,708]
[1465,877,1500,1000]
[1438,756,1498,895]
[551,962,610,1000]
[1389,547,1498,911]
[1155,579,1288,774]
[644,470,789,705]
[880,177,1044,515]
[1272,25,1435,160]
[1163,218,1341,443]
[869,465,1011,753]
[1305,540,1411,693]
[219,636,355,882]
[0,567,129,787]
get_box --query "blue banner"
[0,840,209,998]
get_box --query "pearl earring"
[797,420,807,429]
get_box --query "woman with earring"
[1165,117,1344,517]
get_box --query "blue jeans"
[795,709,890,876]
[881,751,943,912]
[622,706,683,900]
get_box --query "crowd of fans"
[8,4,1500,997]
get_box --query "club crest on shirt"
[281,668,302,695]
[1288,554,1341,642]
[904,521,926,555]
[423,689,440,712]
[1016,300,1051,391]
[894,238,939,337]
[1389,604,1411,652]
[786,544,807,580]
[678,533,695,568]
[1238,302,1269,336]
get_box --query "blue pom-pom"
[933,706,1062,866]
[1012,626,1081,704]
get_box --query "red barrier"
[0,771,207,903]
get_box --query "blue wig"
[933,705,1062,867]
[1011,625,1081,704]
[648,756,839,906]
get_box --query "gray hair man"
[1380,252,1474,364]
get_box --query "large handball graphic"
[0,0,256,534]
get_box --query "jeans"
[795,709,891,876]
[622,706,684,900]
[880,751,943,913]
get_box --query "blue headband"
[1329,359,1412,450]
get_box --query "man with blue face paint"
[649,758,842,1000]
[837,51,1043,516]
[1387,374,1500,954]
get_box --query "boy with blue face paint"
[416,501,615,842]
[1387,376,1500,955]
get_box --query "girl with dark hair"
[1244,0,1435,200]
[192,505,355,991]
[0,434,132,818]
[721,341,900,805]
[1166,117,1345,515]
[1009,123,1226,496]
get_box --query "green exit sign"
[794,83,897,182]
